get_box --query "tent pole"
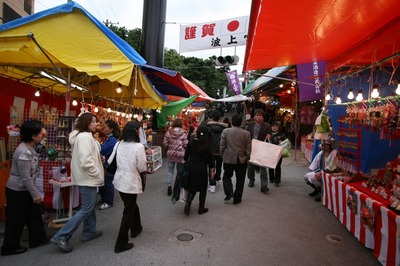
[65,70,71,116]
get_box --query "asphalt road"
[0,147,380,266]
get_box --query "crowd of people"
[1,107,332,256]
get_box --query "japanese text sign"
[179,16,249,53]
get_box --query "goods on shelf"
[146,146,162,173]
[356,154,400,212]
[336,116,362,178]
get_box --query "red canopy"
[243,0,400,72]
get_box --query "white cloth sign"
[179,16,249,53]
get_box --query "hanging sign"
[226,70,241,95]
[179,16,249,53]
[297,61,326,102]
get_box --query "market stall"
[323,172,400,266]
[0,2,169,215]
[243,1,400,265]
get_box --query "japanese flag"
[220,16,248,36]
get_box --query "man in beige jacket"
[220,114,252,204]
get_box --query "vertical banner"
[297,61,326,102]
[226,70,241,95]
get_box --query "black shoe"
[167,186,172,196]
[131,225,143,238]
[269,180,274,184]
[198,208,208,214]
[224,194,232,201]
[248,181,254,187]
[30,237,50,248]
[1,246,28,256]
[308,189,319,197]
[115,243,134,253]
[315,193,322,202]
[261,187,269,194]
[184,202,191,216]
[274,183,280,187]
[233,199,242,204]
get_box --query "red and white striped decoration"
[323,172,400,266]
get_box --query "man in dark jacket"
[207,110,228,193]
[246,109,271,193]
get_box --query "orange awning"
[243,0,400,72]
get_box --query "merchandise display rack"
[336,116,362,175]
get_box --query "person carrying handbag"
[110,121,147,253]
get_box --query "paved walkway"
[0,147,381,265]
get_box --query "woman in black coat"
[183,124,215,216]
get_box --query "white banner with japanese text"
[179,16,249,53]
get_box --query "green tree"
[104,19,142,53]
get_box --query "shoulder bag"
[106,142,120,174]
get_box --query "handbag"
[181,161,189,188]
[140,172,146,192]
[179,187,189,203]
[282,147,290,158]
[249,139,283,169]
[106,142,120,174]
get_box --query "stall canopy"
[0,1,167,108]
[242,66,289,95]
[141,65,212,101]
[243,0,400,72]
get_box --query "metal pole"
[65,70,71,116]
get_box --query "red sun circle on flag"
[227,20,240,32]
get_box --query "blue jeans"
[99,174,114,206]
[53,186,98,241]
[167,162,182,186]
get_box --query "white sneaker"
[99,203,112,210]
[208,186,216,193]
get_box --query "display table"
[323,172,400,266]
[301,136,313,162]
[49,179,75,224]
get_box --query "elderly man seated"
[304,139,338,202]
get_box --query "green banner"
[157,95,198,128]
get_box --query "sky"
[34,0,252,75]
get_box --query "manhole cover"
[326,235,343,242]
[177,233,194,241]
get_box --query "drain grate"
[326,234,343,243]
[177,233,194,242]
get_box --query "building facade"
[0,0,34,24]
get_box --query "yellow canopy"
[0,2,167,109]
